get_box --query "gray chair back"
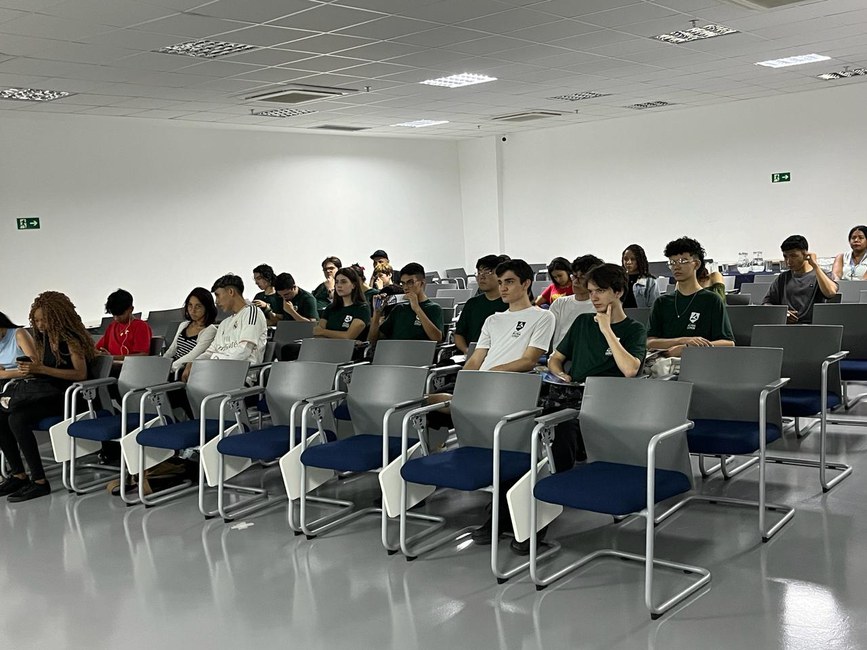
[529,263,547,274]
[430,297,455,309]
[163,321,184,345]
[860,290,867,304]
[297,338,355,363]
[445,268,468,281]
[531,281,549,298]
[373,340,436,367]
[624,308,651,327]
[436,289,474,303]
[146,308,186,333]
[346,365,430,438]
[118,356,172,414]
[186,359,250,419]
[450,371,542,453]
[836,281,864,303]
[274,320,315,348]
[665,284,676,295]
[726,305,787,346]
[679,347,783,430]
[752,325,843,394]
[752,274,777,284]
[813,304,867,359]
[149,336,165,356]
[580,377,693,485]
[738,282,771,305]
[89,355,115,412]
[265,361,340,427]
[725,293,750,306]
[262,341,276,363]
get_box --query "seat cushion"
[400,446,531,492]
[68,412,149,442]
[841,359,867,382]
[301,434,416,473]
[217,426,335,460]
[688,419,782,456]
[38,409,113,432]
[137,419,222,450]
[780,388,841,417]
[534,461,691,516]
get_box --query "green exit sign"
[771,172,791,183]
[17,217,40,230]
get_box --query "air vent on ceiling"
[491,111,562,123]
[245,84,357,105]
[721,0,811,8]
[547,91,610,102]
[311,125,370,132]
[252,108,316,118]
[625,101,673,110]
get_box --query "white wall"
[458,136,503,267]
[0,114,465,324]
[493,82,867,268]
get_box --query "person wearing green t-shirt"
[647,236,734,357]
[369,262,444,344]
[312,256,342,317]
[273,273,318,322]
[313,266,371,341]
[251,264,284,325]
[453,254,509,354]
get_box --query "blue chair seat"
[137,419,222,450]
[400,446,531,492]
[301,434,416,473]
[780,388,841,417]
[333,401,351,421]
[534,461,691,516]
[68,412,151,442]
[38,409,113,432]
[217,426,336,460]
[688,419,782,456]
[841,359,867,382]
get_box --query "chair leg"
[137,447,196,508]
[67,437,117,494]
[213,456,274,522]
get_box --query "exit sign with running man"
[17,217,40,230]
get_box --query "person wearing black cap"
[370,249,389,266]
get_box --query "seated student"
[621,244,660,309]
[832,225,867,281]
[0,311,36,380]
[251,264,283,323]
[763,234,838,323]
[371,261,394,292]
[368,263,443,344]
[351,263,380,306]
[549,254,601,347]
[453,255,509,354]
[697,266,727,301]
[182,274,267,380]
[312,256,342,316]
[647,237,734,357]
[534,257,573,307]
[95,289,152,362]
[313,267,371,341]
[273,273,318,322]
[163,288,218,373]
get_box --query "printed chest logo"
[687,312,700,330]
[342,315,353,328]
[605,347,613,357]
[512,321,526,338]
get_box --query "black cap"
[370,249,389,260]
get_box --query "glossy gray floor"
[3,408,867,650]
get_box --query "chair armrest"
[500,407,544,424]
[249,361,273,373]
[390,397,430,412]
[220,386,266,401]
[824,351,849,365]
[761,378,790,395]
[143,381,186,396]
[534,408,579,429]
[646,420,694,513]
[304,390,346,407]
[428,364,462,377]
[71,377,118,389]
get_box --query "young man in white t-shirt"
[548,254,602,347]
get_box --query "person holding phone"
[0,311,36,380]
[368,263,443,344]
[762,234,838,324]
[251,264,283,325]
[94,288,152,362]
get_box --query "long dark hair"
[183,287,218,326]
[29,291,96,362]
[547,257,572,284]
[331,267,366,309]
[0,311,20,329]
[622,244,652,278]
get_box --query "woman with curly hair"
[621,243,660,309]
[0,291,94,502]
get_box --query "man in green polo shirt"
[368,262,444,344]
[272,273,318,323]
[647,236,734,356]
[453,254,509,354]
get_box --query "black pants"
[0,394,64,481]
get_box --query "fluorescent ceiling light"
[251,108,316,117]
[755,53,831,68]
[654,24,738,44]
[547,91,610,101]
[625,101,672,110]
[0,87,72,101]
[420,73,496,88]
[818,68,867,80]
[155,40,257,58]
[391,119,449,128]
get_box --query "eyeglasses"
[475,270,494,278]
[667,258,695,268]
[399,279,418,288]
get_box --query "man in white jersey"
[182,274,267,381]
[548,254,602,347]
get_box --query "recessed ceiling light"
[391,119,450,128]
[547,91,610,101]
[818,67,867,80]
[251,108,316,117]
[420,73,496,89]
[755,53,831,68]
[654,24,738,44]
[0,87,73,102]
[625,101,673,110]
[155,40,257,59]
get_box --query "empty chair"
[436,289,474,304]
[751,325,850,492]
[430,296,455,310]
[722,275,736,292]
[529,263,547,274]
[726,293,751,306]
[813,304,867,407]
[145,308,186,334]
[726,305,787,346]
[738,282,771,305]
[836,281,864,303]
[444,268,468,289]
[296,338,355,363]
[752,274,776,284]
[624,308,650,327]
[528,377,709,619]
[648,261,671,278]
[272,320,316,361]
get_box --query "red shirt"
[539,283,573,306]
[96,319,152,356]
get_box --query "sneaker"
[7,480,51,502]
[509,525,549,556]
[0,475,29,497]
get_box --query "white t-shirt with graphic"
[205,304,268,363]
[476,306,555,371]
[548,295,595,347]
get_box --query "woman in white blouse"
[163,288,218,372]
[833,225,867,281]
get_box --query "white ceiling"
[0,0,865,138]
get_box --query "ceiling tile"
[40,0,175,29]
[333,15,439,40]
[132,13,247,38]
[212,25,319,47]
[581,4,682,29]
[0,13,113,40]
[283,32,375,54]
[193,0,314,24]
[459,8,560,33]
[268,4,383,32]
[392,26,487,48]
[507,18,600,42]
[221,47,316,66]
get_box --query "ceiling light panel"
[391,119,449,127]
[547,91,610,101]
[0,87,73,101]
[420,73,496,88]
[625,101,672,109]
[755,53,831,68]
[251,108,317,117]
[653,24,738,45]
[818,68,867,80]
[155,40,258,59]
